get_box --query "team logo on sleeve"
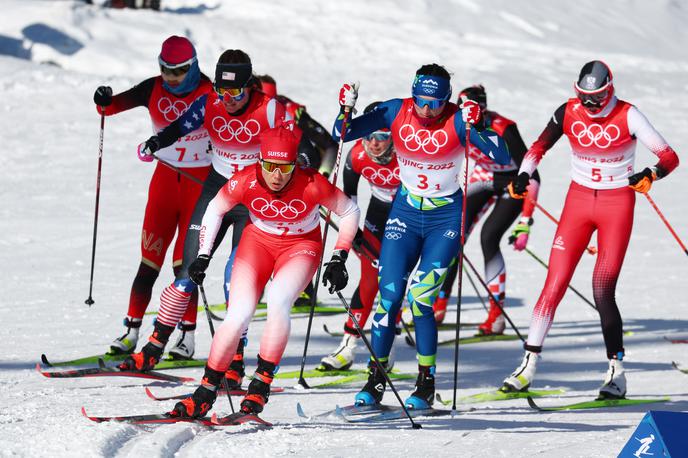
[212,117,261,143]
[250,197,307,220]
[399,124,448,154]
[157,98,189,122]
[570,121,620,149]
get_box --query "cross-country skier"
[118,50,287,388]
[168,122,360,418]
[320,101,401,371]
[333,64,511,409]
[502,60,680,399]
[92,36,213,359]
[432,85,540,335]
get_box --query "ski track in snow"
[1,0,688,457]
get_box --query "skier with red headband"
[168,122,360,418]
[502,60,680,399]
[320,101,401,371]
[92,36,213,359]
[333,64,511,409]
[118,50,287,388]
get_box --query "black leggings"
[176,167,248,280]
[440,190,522,297]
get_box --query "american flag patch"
[222,72,236,80]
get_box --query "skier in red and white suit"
[169,122,360,418]
[92,36,213,357]
[502,61,680,399]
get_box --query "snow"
[1,0,688,456]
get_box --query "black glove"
[493,171,518,193]
[93,86,113,107]
[322,250,349,294]
[188,255,211,285]
[137,136,161,161]
[508,172,530,199]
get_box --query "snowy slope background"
[1,0,688,456]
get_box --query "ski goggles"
[216,86,248,102]
[413,96,446,110]
[260,160,296,174]
[365,130,392,142]
[576,88,610,106]
[158,56,196,76]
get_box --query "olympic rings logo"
[398,124,448,155]
[570,121,620,149]
[385,232,403,240]
[157,97,189,122]
[361,166,400,186]
[212,117,261,143]
[250,197,307,220]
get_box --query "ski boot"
[501,349,540,392]
[320,333,358,371]
[118,322,173,371]
[355,361,388,406]
[405,365,435,410]
[433,294,448,324]
[240,355,277,415]
[224,337,246,390]
[109,318,141,355]
[168,322,196,360]
[477,298,506,336]
[597,356,627,400]
[169,366,222,418]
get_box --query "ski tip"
[35,363,48,377]
[144,387,156,400]
[296,402,308,419]
[526,396,541,411]
[40,354,51,367]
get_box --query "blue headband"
[412,74,451,100]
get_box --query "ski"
[81,407,213,425]
[144,386,285,401]
[323,323,370,337]
[671,361,688,374]
[40,353,205,370]
[665,337,688,344]
[437,334,521,346]
[296,402,393,420]
[526,395,669,412]
[37,359,194,384]
[345,406,453,423]
[145,302,340,317]
[435,388,565,406]
[210,412,272,427]
[274,367,367,379]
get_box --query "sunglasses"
[365,131,392,142]
[160,64,191,77]
[260,160,295,174]
[216,86,247,102]
[413,96,446,110]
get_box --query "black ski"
[37,359,193,384]
[82,407,213,425]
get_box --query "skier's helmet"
[458,84,487,111]
[574,60,614,114]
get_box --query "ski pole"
[451,122,472,411]
[153,155,205,186]
[644,193,688,257]
[514,242,597,310]
[199,284,235,413]
[85,112,105,306]
[530,198,597,255]
[463,255,526,342]
[335,291,421,429]
[296,107,351,389]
